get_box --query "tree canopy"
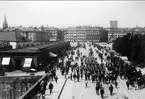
[113,33,145,66]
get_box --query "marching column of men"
[38,42,144,99]
[65,43,144,99]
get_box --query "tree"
[113,33,145,67]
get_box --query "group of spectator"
[39,41,145,99]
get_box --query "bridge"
[0,41,70,99]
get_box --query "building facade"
[64,27,86,43]
[108,28,132,42]
[99,28,108,42]
[133,27,145,35]
[110,20,118,28]
[44,27,63,42]
[86,27,100,42]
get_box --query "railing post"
[9,83,12,99]
[13,81,16,99]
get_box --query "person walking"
[85,81,88,88]
[70,72,73,80]
[40,80,45,98]
[126,80,130,90]
[77,73,80,82]
[100,87,104,99]
[115,81,118,88]
[95,84,100,95]
[73,73,76,81]
[48,82,54,94]
[54,76,58,83]
[109,84,114,95]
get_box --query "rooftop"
[3,27,40,32]
[0,41,67,53]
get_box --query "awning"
[23,58,32,67]
[2,57,11,65]
[49,52,57,57]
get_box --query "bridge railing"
[0,75,42,99]
[19,73,49,99]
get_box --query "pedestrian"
[91,75,94,83]
[109,84,114,95]
[73,73,76,81]
[115,81,118,88]
[126,80,130,90]
[48,82,54,94]
[95,84,100,95]
[85,72,87,81]
[70,72,73,80]
[40,80,45,98]
[77,74,80,82]
[81,74,83,79]
[100,87,104,99]
[65,73,67,79]
[54,76,58,83]
[85,81,88,88]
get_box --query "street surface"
[41,42,145,99]
[59,42,145,99]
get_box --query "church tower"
[2,14,8,29]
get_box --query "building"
[57,29,65,41]
[108,28,132,42]
[133,27,145,35]
[86,27,100,42]
[44,27,59,42]
[0,26,50,49]
[110,20,118,28]
[99,28,109,42]
[3,26,43,41]
[64,26,86,43]
[0,41,70,72]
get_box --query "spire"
[2,14,8,29]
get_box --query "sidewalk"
[44,69,66,99]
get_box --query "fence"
[0,75,42,99]
[19,73,49,99]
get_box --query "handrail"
[19,73,49,99]
[56,78,68,99]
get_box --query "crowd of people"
[66,42,144,98]
[38,42,145,99]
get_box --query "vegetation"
[113,33,145,67]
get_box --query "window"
[23,58,32,67]
[2,57,11,65]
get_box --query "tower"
[2,14,8,29]
[110,20,118,28]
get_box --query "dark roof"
[0,41,69,53]
[3,27,40,32]
[44,27,58,31]
[0,47,39,53]
[0,32,16,41]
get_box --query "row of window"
[65,40,86,42]
[87,38,99,40]
[64,38,86,40]
[47,31,57,33]
[65,36,85,38]
[109,32,128,34]
[65,37,85,39]
[65,34,86,36]
[108,35,125,37]
[50,37,57,39]
[66,32,86,34]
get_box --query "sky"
[0,1,145,28]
